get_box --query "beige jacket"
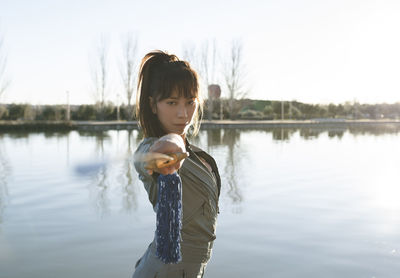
[134,137,221,263]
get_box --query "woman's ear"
[149,97,157,114]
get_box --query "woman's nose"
[177,104,188,118]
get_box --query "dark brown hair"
[136,50,203,138]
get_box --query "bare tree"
[200,39,218,87]
[200,39,218,120]
[223,39,247,120]
[119,34,138,120]
[90,35,110,119]
[0,31,10,101]
[182,39,219,120]
[181,41,198,67]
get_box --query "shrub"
[7,104,30,120]
[238,109,264,119]
[73,105,97,120]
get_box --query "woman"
[132,51,221,278]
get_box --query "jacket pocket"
[182,199,206,225]
[181,200,217,243]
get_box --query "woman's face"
[152,91,198,136]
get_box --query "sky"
[0,0,399,105]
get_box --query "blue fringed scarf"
[155,173,183,264]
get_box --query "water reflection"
[271,128,294,141]
[82,131,109,216]
[298,128,324,139]
[2,125,400,277]
[205,129,244,211]
[0,136,11,225]
[42,131,70,139]
[88,166,110,217]
[327,128,345,139]
[222,129,243,212]
[230,124,400,142]
[119,130,140,213]
[201,124,400,210]
[3,124,399,218]
[204,129,220,148]
[82,131,142,216]
[347,124,400,136]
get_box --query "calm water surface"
[0,126,400,278]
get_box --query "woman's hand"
[147,134,187,175]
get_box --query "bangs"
[155,63,199,100]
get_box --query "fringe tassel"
[155,173,183,264]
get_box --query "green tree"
[73,105,97,120]
[7,104,27,120]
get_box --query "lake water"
[1,125,400,278]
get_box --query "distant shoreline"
[1,119,400,132]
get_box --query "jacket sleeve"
[134,137,159,208]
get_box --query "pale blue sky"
[1,0,399,105]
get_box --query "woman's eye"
[167,101,176,105]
